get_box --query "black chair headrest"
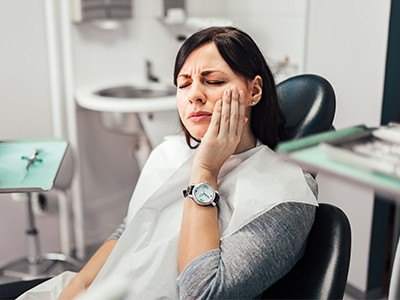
[277,74,336,140]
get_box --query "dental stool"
[0,147,82,280]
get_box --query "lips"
[188,111,212,119]
[188,111,212,122]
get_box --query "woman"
[24,27,318,299]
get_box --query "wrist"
[190,169,218,189]
[69,274,88,288]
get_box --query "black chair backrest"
[277,74,336,140]
[260,75,350,298]
[261,204,351,299]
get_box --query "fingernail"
[226,89,231,96]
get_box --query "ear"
[250,75,263,105]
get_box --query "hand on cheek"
[192,86,248,177]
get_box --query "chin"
[187,126,207,140]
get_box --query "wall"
[0,0,61,265]
[306,0,391,292]
[224,0,308,77]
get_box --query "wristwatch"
[183,182,220,207]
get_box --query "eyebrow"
[178,70,225,78]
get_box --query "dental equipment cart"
[0,138,82,280]
[277,125,400,300]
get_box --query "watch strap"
[183,185,194,198]
[213,192,220,205]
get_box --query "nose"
[187,81,206,104]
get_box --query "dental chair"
[0,74,350,299]
[261,74,351,299]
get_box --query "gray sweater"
[109,172,317,299]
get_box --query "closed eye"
[178,82,191,89]
[178,80,225,88]
[206,80,225,85]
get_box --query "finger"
[204,99,222,138]
[236,90,246,137]
[218,89,232,136]
[229,87,240,136]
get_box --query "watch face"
[193,183,215,205]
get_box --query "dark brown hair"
[173,27,286,149]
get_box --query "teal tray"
[0,138,68,193]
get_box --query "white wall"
[0,0,61,265]
[306,0,390,128]
[0,0,53,139]
[306,0,391,292]
[224,0,308,75]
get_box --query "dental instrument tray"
[321,124,400,179]
[0,138,68,193]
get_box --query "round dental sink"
[96,85,176,99]
[76,82,177,113]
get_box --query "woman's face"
[176,42,254,140]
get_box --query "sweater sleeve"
[177,172,317,299]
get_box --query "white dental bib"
[85,135,317,299]
[17,135,317,300]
